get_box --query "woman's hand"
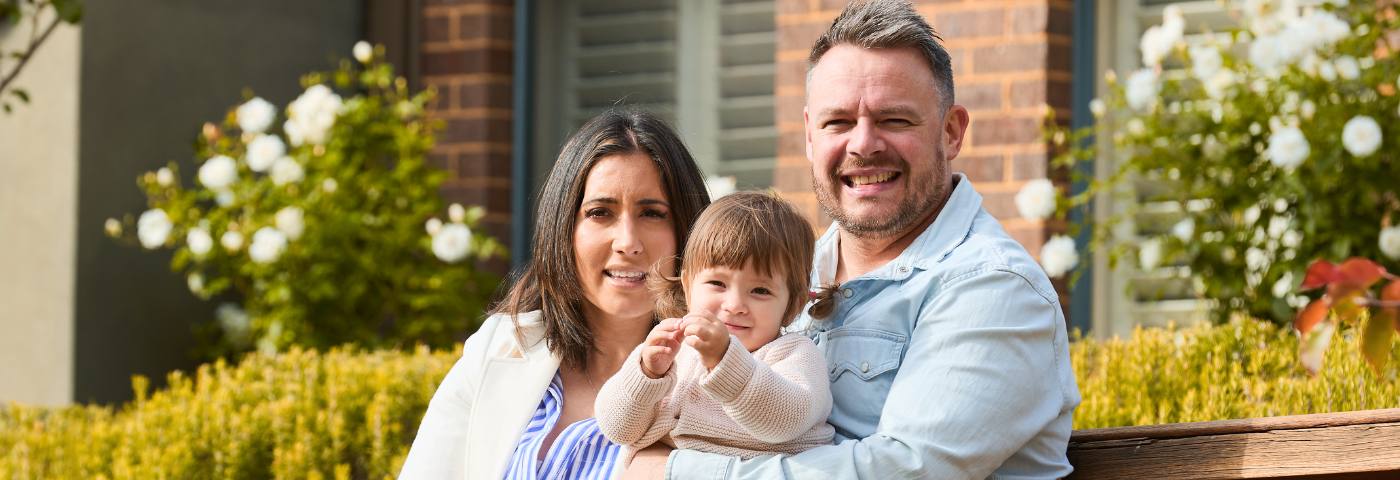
[640,318,685,378]
[681,313,730,370]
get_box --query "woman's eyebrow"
[638,198,670,208]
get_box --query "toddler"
[594,191,836,462]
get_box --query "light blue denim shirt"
[666,175,1081,479]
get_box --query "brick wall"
[772,0,1074,268]
[419,0,514,273]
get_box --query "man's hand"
[681,313,729,370]
[621,443,673,480]
[641,318,685,378]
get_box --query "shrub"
[104,43,504,358]
[0,346,457,479]
[1074,317,1400,430]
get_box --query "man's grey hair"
[808,0,954,111]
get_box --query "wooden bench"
[1066,408,1400,479]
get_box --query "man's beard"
[812,151,944,239]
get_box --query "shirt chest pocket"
[825,328,906,382]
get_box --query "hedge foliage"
[0,346,456,479]
[3,318,1399,477]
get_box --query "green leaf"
[1361,310,1393,373]
[49,0,82,23]
[10,87,29,103]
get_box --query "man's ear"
[804,106,814,163]
[943,104,970,160]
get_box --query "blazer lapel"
[466,328,559,479]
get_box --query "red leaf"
[1295,297,1332,335]
[1300,259,1338,291]
[1384,280,1400,333]
[1335,258,1387,290]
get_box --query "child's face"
[685,262,789,352]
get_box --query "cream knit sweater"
[594,332,835,462]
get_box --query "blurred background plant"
[0,0,83,113]
[1023,1,1400,370]
[105,42,504,359]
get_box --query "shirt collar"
[811,173,982,285]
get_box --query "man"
[631,1,1080,478]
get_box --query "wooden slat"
[1068,409,1400,479]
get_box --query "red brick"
[459,13,513,41]
[777,0,811,16]
[443,118,512,144]
[772,164,812,193]
[777,129,806,159]
[421,47,512,76]
[951,154,1004,183]
[959,82,1001,111]
[933,8,1004,39]
[459,83,513,109]
[779,22,828,52]
[422,14,452,43]
[458,151,512,179]
[969,116,1039,146]
[972,43,1046,73]
[1006,225,1046,256]
[1012,151,1049,180]
[981,189,1019,220]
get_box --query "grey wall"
[76,0,363,403]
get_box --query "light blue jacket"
[667,175,1081,479]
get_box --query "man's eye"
[884,118,912,127]
[823,119,852,129]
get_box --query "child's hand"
[680,313,730,370]
[640,318,684,378]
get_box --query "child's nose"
[722,293,748,315]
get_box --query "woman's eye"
[642,209,669,219]
[584,208,610,218]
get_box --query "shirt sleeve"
[398,316,499,479]
[594,344,679,449]
[697,335,832,444]
[667,268,1073,480]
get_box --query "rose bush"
[1024,1,1399,335]
[107,42,504,358]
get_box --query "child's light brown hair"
[650,191,817,326]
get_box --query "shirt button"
[861,362,870,373]
[899,266,909,273]
[842,288,853,298]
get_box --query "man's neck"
[834,183,954,283]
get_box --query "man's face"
[804,44,965,238]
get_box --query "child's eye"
[705,280,726,288]
[752,287,773,296]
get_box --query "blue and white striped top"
[502,371,623,480]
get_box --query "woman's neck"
[579,308,651,377]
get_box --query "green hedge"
[4,318,1399,478]
[0,346,456,479]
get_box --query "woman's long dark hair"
[492,109,710,371]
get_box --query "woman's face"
[574,151,677,323]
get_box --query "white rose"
[156,167,175,187]
[198,155,238,190]
[1139,5,1184,67]
[1380,226,1400,260]
[704,176,737,199]
[187,273,206,296]
[1299,100,1316,120]
[1244,205,1262,227]
[186,227,213,257]
[137,209,172,249]
[322,178,338,193]
[1014,178,1057,220]
[1203,70,1235,100]
[448,203,467,223]
[1318,61,1337,82]
[104,218,123,237]
[1246,247,1270,273]
[236,97,276,134]
[1172,218,1195,241]
[1191,46,1223,81]
[1139,237,1164,270]
[275,207,305,240]
[1089,99,1105,118]
[425,218,444,236]
[1272,271,1295,298]
[1266,126,1309,169]
[1127,118,1146,136]
[221,230,244,252]
[1335,56,1360,80]
[216,303,251,344]
[245,134,285,172]
[285,85,342,147]
[1282,230,1302,249]
[433,223,473,263]
[1039,235,1079,278]
[249,227,288,264]
[216,191,236,207]
[1342,115,1382,157]
[270,157,304,186]
[354,41,373,64]
[1125,69,1158,112]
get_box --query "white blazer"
[398,311,561,479]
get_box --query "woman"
[399,109,711,479]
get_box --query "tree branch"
[0,9,63,100]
